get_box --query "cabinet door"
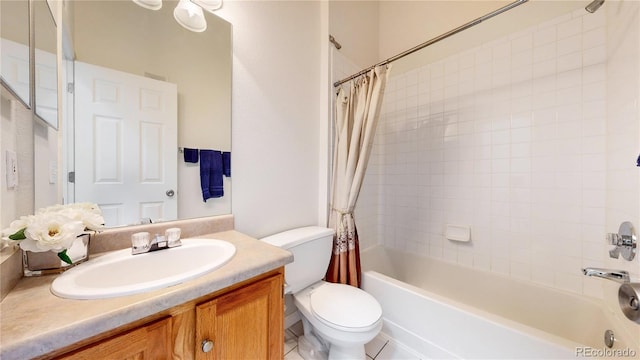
[57,317,172,360]
[196,274,284,360]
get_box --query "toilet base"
[299,317,368,360]
[328,344,366,360]
[297,334,328,360]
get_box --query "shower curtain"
[325,65,390,287]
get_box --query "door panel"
[195,275,284,360]
[74,61,177,226]
[57,317,172,359]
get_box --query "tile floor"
[284,321,421,360]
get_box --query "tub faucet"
[582,267,630,283]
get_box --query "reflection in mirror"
[1,86,35,243]
[0,0,31,107]
[62,0,231,228]
[33,0,58,129]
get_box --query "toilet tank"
[261,226,335,294]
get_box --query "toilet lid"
[310,283,382,329]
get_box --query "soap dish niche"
[446,224,471,242]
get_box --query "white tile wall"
[602,0,640,297]
[356,7,640,298]
[1,89,35,230]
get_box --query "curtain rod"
[333,0,529,87]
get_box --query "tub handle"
[619,283,640,324]
[607,221,636,261]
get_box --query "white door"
[74,61,178,227]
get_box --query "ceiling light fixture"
[173,0,207,32]
[131,0,222,33]
[132,0,163,11]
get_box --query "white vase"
[23,234,91,277]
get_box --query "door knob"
[201,339,214,353]
[166,189,175,197]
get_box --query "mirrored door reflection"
[33,0,58,129]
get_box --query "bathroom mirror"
[58,0,231,227]
[33,0,58,129]
[0,0,31,108]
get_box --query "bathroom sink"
[51,238,236,300]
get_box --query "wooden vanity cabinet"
[56,317,172,360]
[195,273,283,359]
[52,269,284,360]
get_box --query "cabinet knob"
[201,339,214,353]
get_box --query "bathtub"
[361,245,639,359]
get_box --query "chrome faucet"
[582,267,630,283]
[131,229,182,255]
[132,234,167,255]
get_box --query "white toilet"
[262,226,383,360]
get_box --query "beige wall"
[0,0,30,45]
[378,1,513,61]
[216,1,325,237]
[329,1,379,69]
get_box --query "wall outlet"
[5,150,18,189]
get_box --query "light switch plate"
[5,150,18,189]
[49,161,57,184]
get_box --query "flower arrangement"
[2,203,105,265]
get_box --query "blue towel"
[183,148,199,163]
[222,151,231,177]
[199,150,224,201]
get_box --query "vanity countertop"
[0,230,293,360]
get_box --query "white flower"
[4,202,104,259]
[68,202,102,214]
[58,203,105,232]
[19,213,86,253]
[2,215,34,241]
[36,204,67,215]
[33,203,104,232]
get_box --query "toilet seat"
[309,283,382,332]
